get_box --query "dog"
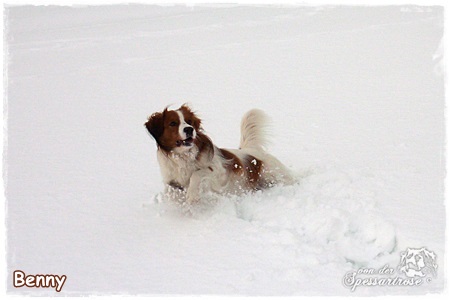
[145,104,294,204]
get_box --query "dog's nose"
[184,127,193,136]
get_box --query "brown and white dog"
[145,105,294,204]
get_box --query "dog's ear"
[191,114,202,131]
[145,111,165,141]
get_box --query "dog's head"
[145,105,202,153]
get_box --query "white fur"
[157,109,294,204]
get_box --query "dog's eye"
[169,121,177,127]
[186,120,192,125]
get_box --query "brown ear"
[192,114,202,131]
[145,111,164,141]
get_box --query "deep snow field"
[4,5,445,296]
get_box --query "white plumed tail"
[239,109,270,150]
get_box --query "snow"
[4,4,445,296]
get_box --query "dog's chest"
[157,150,199,187]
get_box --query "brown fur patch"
[219,149,264,190]
[195,132,214,162]
[243,155,263,189]
[219,149,244,175]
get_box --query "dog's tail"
[239,109,270,150]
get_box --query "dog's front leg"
[186,169,211,204]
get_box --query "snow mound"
[153,165,397,267]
